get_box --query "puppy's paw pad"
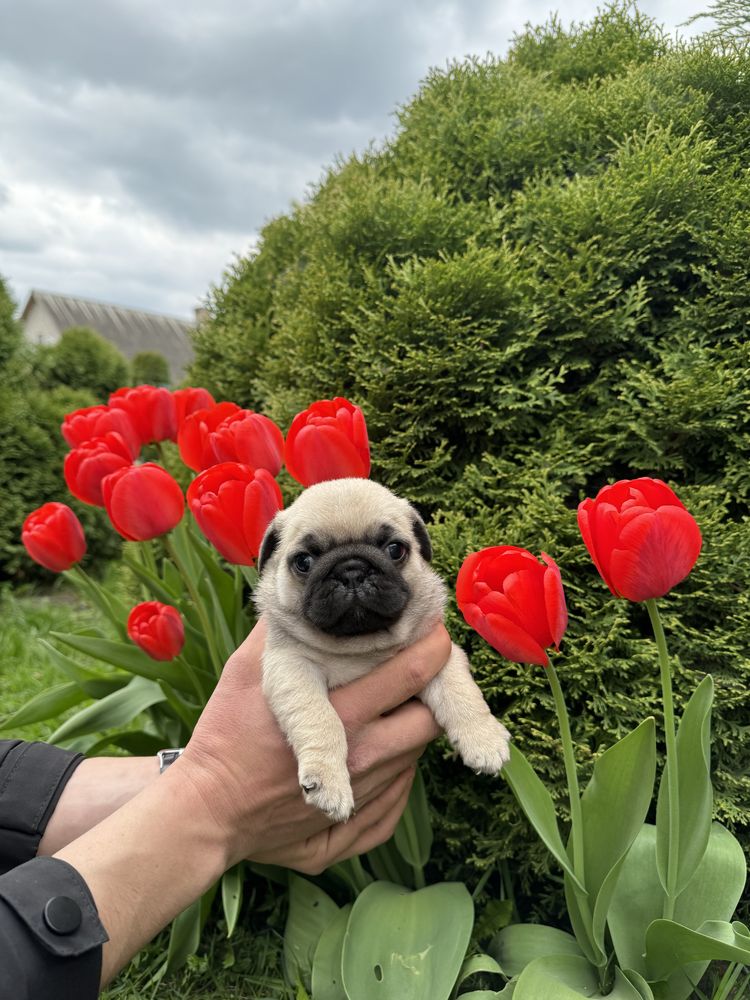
[301,779,355,822]
[457,719,511,776]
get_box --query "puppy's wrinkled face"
[257,479,434,646]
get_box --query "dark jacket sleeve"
[0,741,109,999]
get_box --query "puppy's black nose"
[334,557,371,585]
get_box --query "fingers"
[347,701,441,778]
[331,623,452,726]
[273,767,415,875]
[328,768,415,865]
[352,750,424,809]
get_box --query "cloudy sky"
[1,0,706,319]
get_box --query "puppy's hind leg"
[262,647,355,822]
[419,644,511,775]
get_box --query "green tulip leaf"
[645,919,750,981]
[608,822,746,997]
[221,863,244,938]
[0,681,89,730]
[367,840,416,887]
[455,952,505,991]
[123,552,181,604]
[461,993,509,999]
[40,639,129,698]
[51,631,196,695]
[513,955,647,999]
[283,875,340,991]
[165,897,202,973]
[622,969,656,1000]
[578,717,657,957]
[341,881,473,1000]
[311,904,351,1000]
[83,731,167,756]
[656,675,714,897]
[48,675,165,744]
[394,766,433,869]
[503,743,586,893]
[489,923,584,979]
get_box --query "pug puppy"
[254,478,511,822]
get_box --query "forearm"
[54,760,229,986]
[38,756,159,856]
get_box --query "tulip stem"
[646,598,679,921]
[165,536,224,677]
[547,661,585,885]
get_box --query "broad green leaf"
[564,872,601,965]
[622,970,656,1000]
[162,556,185,596]
[311,903,351,1000]
[367,840,415,887]
[394,766,433,869]
[0,681,88,729]
[190,530,237,626]
[503,743,586,893]
[221,863,244,938]
[123,552,181,604]
[608,823,746,998]
[51,631,196,695]
[341,881,473,1000]
[461,993,507,999]
[656,676,714,897]
[84,731,166,756]
[513,955,646,999]
[48,676,165,743]
[455,952,505,994]
[166,897,202,973]
[283,875,339,991]
[490,923,584,979]
[576,718,657,957]
[40,639,129,698]
[646,920,750,981]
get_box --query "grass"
[0,585,289,999]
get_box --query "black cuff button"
[43,896,82,934]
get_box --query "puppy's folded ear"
[410,508,433,563]
[257,524,280,575]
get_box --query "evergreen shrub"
[38,325,130,399]
[132,350,170,386]
[190,5,750,921]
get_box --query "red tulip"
[22,503,86,573]
[177,402,240,471]
[61,405,140,458]
[109,385,178,444]
[102,463,185,541]
[210,410,284,476]
[285,397,370,486]
[187,462,283,565]
[456,546,567,667]
[172,387,215,427]
[127,601,185,661]
[577,477,702,602]
[64,433,133,506]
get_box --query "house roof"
[21,290,195,379]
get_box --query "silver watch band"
[157,748,185,774]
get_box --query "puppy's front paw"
[299,761,355,822]
[455,716,511,776]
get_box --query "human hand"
[178,618,450,872]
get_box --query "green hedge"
[190,6,750,920]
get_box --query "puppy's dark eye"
[293,552,314,574]
[386,541,407,562]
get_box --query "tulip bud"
[285,397,370,486]
[64,433,133,506]
[109,385,178,445]
[172,387,216,428]
[210,410,284,476]
[102,463,185,541]
[187,462,283,565]
[457,546,567,667]
[127,601,184,661]
[177,402,240,471]
[577,477,702,602]
[22,503,87,573]
[61,405,140,458]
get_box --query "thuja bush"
[191,5,750,920]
